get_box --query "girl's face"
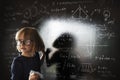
[16,33,34,56]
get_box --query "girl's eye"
[25,40,31,45]
[16,40,31,46]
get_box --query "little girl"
[11,27,45,80]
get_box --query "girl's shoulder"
[13,55,25,63]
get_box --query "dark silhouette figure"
[46,33,81,80]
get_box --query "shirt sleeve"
[11,57,24,80]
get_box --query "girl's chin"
[21,50,27,53]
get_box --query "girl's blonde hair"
[15,27,45,53]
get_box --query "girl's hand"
[29,72,40,80]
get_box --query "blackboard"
[1,0,120,80]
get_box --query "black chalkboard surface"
[1,0,120,80]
